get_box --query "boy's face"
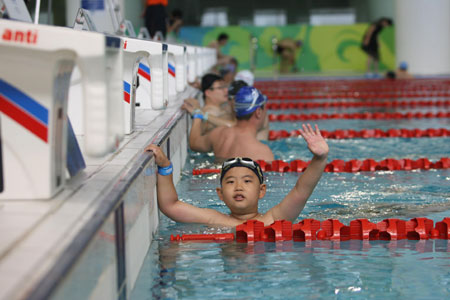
[216,167,266,215]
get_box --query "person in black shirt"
[361,17,393,77]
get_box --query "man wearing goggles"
[145,123,328,227]
[187,86,274,162]
[182,73,233,133]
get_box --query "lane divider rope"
[268,128,450,140]
[255,78,450,85]
[255,79,450,90]
[171,217,450,242]
[262,93,450,100]
[266,100,450,109]
[192,157,450,174]
[268,111,450,121]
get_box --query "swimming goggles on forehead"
[220,157,264,184]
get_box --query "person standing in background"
[208,33,232,67]
[276,38,302,73]
[220,57,239,84]
[166,8,183,43]
[142,0,168,40]
[361,17,393,77]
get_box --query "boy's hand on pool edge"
[299,124,329,159]
[145,144,171,167]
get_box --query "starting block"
[120,37,168,133]
[122,37,168,112]
[167,43,186,97]
[0,19,123,199]
[195,47,204,78]
[186,45,197,84]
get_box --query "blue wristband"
[158,163,173,176]
[193,113,204,120]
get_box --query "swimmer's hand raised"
[144,144,171,167]
[299,124,329,159]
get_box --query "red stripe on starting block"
[138,68,151,81]
[0,94,48,142]
[123,91,130,103]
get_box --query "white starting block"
[0,19,123,199]
[205,47,217,71]
[167,43,186,97]
[195,47,204,78]
[81,0,121,35]
[122,37,168,114]
[186,45,197,83]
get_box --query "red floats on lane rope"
[268,128,450,140]
[170,217,450,243]
[262,220,293,242]
[266,100,450,109]
[236,220,265,243]
[192,157,450,175]
[254,79,450,100]
[268,111,450,122]
[293,219,321,241]
[262,92,450,100]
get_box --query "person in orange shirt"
[142,0,168,39]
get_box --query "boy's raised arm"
[145,144,223,224]
[268,124,329,222]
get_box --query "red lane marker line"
[268,111,450,121]
[268,128,450,140]
[266,100,450,109]
[193,158,450,174]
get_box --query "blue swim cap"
[399,61,408,70]
[234,86,267,117]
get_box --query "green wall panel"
[179,24,395,73]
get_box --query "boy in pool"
[145,124,328,227]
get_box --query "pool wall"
[0,91,193,300]
[50,110,191,300]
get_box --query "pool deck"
[0,86,197,300]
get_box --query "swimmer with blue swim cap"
[186,84,274,162]
[396,61,413,79]
[234,86,267,118]
[399,61,408,71]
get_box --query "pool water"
[131,94,450,300]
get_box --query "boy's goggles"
[220,157,264,184]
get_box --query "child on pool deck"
[145,124,329,227]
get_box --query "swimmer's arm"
[189,118,213,152]
[206,114,235,128]
[182,98,201,114]
[182,99,232,127]
[145,144,226,224]
[267,124,328,222]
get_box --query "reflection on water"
[132,234,450,300]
